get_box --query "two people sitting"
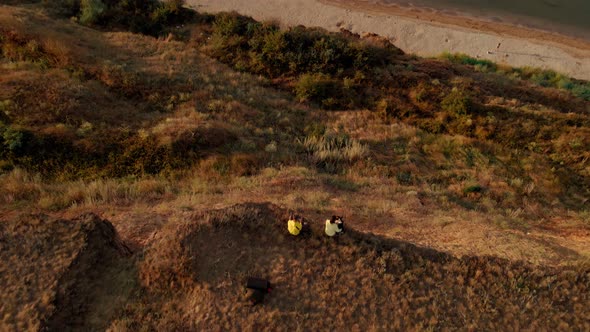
[287,213,345,237]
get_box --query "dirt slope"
[123,203,590,331]
[1,204,588,330]
[0,213,133,331]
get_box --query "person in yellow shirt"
[288,213,309,236]
[325,215,344,237]
[288,213,302,236]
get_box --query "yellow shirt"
[288,219,302,236]
[325,219,341,236]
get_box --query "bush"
[151,0,190,28]
[441,88,472,117]
[212,11,253,37]
[463,184,484,195]
[441,52,497,72]
[205,13,396,110]
[572,83,590,100]
[44,0,193,36]
[79,0,106,25]
[295,73,342,108]
[2,126,32,155]
[396,171,413,185]
[207,13,390,77]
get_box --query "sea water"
[380,0,590,41]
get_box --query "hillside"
[0,213,132,331]
[133,203,590,331]
[0,1,589,330]
[2,204,588,330]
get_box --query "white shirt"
[325,219,342,236]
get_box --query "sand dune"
[187,0,590,80]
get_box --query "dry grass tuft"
[303,133,368,172]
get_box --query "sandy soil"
[187,0,590,80]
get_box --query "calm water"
[380,0,590,40]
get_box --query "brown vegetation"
[0,1,589,330]
[3,205,587,331]
[0,213,132,331]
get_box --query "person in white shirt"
[325,215,344,237]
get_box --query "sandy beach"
[186,0,590,81]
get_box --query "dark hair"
[330,215,337,223]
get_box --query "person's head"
[336,216,344,223]
[295,214,302,222]
[330,215,337,223]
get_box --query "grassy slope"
[2,204,588,331]
[0,2,589,328]
[131,203,588,331]
[0,213,133,331]
[0,4,588,264]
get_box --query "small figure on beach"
[325,215,344,237]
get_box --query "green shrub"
[151,0,190,27]
[440,53,590,100]
[529,69,558,87]
[205,13,395,109]
[248,26,287,75]
[44,0,193,36]
[207,13,390,78]
[396,171,413,185]
[463,184,484,195]
[441,88,472,117]
[441,52,497,72]
[80,0,106,25]
[162,0,184,13]
[2,126,32,155]
[295,73,343,109]
[572,83,590,100]
[212,12,253,37]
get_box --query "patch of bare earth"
[0,213,134,331]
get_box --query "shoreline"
[324,0,590,57]
[187,0,590,80]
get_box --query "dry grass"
[124,203,590,331]
[0,3,589,329]
[0,213,132,331]
[302,133,368,172]
[2,206,587,331]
